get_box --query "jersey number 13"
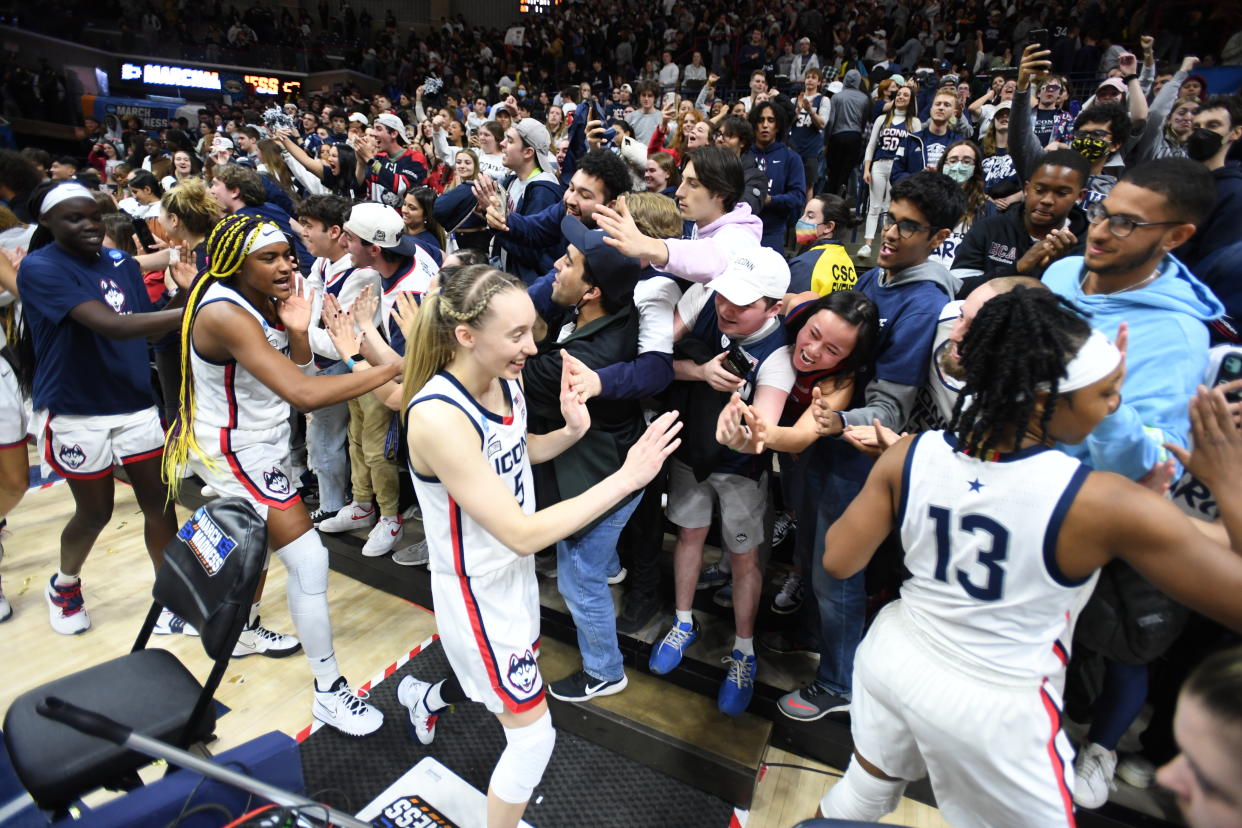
[927,505,1009,602]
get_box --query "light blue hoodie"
[1044,254,1223,480]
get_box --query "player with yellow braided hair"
[166,211,401,735]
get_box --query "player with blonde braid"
[378,263,683,827]
[167,212,402,735]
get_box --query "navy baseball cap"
[560,215,641,308]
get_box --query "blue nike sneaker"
[648,616,700,675]
[717,650,757,716]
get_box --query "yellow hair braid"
[162,214,282,498]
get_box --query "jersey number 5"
[928,505,1009,602]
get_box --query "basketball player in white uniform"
[815,288,1242,827]
[369,264,679,828]
[165,213,402,737]
[0,250,26,621]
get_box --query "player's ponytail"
[162,212,278,497]
[399,264,525,420]
[949,287,1090,458]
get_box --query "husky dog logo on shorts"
[99,279,127,314]
[507,649,538,694]
[59,443,87,469]
[263,467,291,494]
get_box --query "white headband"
[246,223,288,254]
[1057,329,1122,393]
[39,183,94,217]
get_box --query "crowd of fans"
[1,0,1242,824]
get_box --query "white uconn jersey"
[189,281,291,430]
[898,431,1097,680]
[408,372,534,578]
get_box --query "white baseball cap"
[710,248,790,305]
[343,202,403,248]
[827,81,844,94]
[347,112,369,125]
[211,136,234,151]
[374,112,408,142]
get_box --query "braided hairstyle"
[399,264,526,420]
[162,212,284,494]
[948,286,1090,458]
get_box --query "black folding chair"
[3,497,267,813]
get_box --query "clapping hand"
[563,350,603,401]
[322,293,364,359]
[559,351,592,438]
[391,291,421,338]
[843,418,907,459]
[715,393,767,454]
[168,243,198,291]
[1166,385,1242,495]
[276,274,312,333]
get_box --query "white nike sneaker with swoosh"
[316,501,377,533]
[361,515,403,557]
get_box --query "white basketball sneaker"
[232,618,301,658]
[314,676,384,736]
[361,515,403,557]
[316,501,377,533]
[396,676,439,745]
[1073,742,1118,809]
[45,575,91,635]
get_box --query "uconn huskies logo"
[507,648,538,694]
[263,467,291,494]
[59,443,87,469]
[99,279,127,313]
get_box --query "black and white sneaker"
[232,618,302,658]
[154,607,199,636]
[548,669,628,702]
[308,507,338,525]
[313,676,384,736]
[771,512,797,547]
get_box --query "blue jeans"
[557,494,641,682]
[306,362,351,512]
[806,455,867,698]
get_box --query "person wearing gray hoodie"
[825,70,870,197]
[777,172,966,722]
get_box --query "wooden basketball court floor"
[0,469,948,828]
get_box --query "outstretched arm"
[409,403,682,556]
[196,300,399,413]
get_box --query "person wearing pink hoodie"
[595,145,763,285]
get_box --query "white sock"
[734,635,754,656]
[675,609,694,626]
[54,570,80,587]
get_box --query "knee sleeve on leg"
[490,711,555,805]
[820,758,907,821]
[275,529,336,679]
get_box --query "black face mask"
[1185,128,1224,162]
